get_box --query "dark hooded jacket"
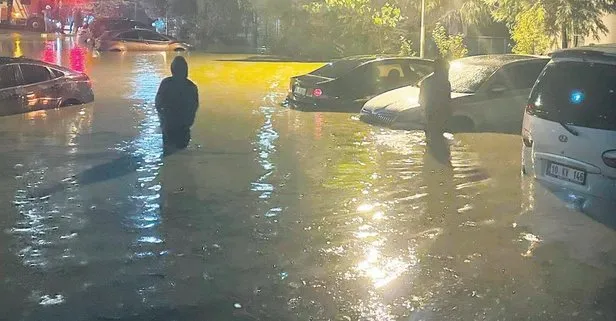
[155,57,199,142]
[419,59,451,132]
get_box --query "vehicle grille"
[360,109,397,125]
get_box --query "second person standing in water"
[155,56,199,156]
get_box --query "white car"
[359,55,549,133]
[522,44,616,214]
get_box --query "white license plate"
[293,86,307,96]
[546,161,586,185]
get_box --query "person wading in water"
[155,56,199,156]
[419,56,452,164]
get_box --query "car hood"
[362,86,474,113]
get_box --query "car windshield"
[448,61,500,93]
[309,59,366,78]
[529,60,616,130]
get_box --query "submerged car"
[286,56,434,111]
[95,29,191,52]
[360,54,549,132]
[522,44,616,214]
[0,57,94,116]
[90,18,154,40]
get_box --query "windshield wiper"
[559,122,579,136]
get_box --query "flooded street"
[1,34,615,321]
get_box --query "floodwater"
[0,34,615,321]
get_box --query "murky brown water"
[0,33,615,321]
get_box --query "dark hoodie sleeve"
[188,82,199,127]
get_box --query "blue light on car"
[569,90,584,104]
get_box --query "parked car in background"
[285,56,434,111]
[0,57,94,116]
[360,54,549,132]
[90,17,153,40]
[521,44,616,214]
[95,29,192,52]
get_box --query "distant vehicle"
[90,17,153,40]
[0,57,94,116]
[285,56,434,111]
[360,55,549,132]
[95,28,191,52]
[522,44,616,211]
[0,0,45,31]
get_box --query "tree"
[92,0,125,17]
[486,0,616,48]
[511,3,551,54]
[432,23,468,58]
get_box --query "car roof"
[0,56,75,72]
[550,43,616,61]
[454,54,548,67]
[336,55,432,63]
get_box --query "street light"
[419,0,426,58]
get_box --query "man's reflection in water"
[423,134,455,224]
[159,151,204,307]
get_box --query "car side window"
[19,64,52,85]
[505,62,547,90]
[50,69,65,79]
[139,30,167,41]
[0,65,20,90]
[119,30,140,40]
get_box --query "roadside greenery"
[510,4,551,55]
[137,0,616,57]
[432,23,468,59]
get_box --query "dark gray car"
[0,57,94,116]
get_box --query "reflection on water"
[1,37,615,320]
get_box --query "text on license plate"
[294,86,307,96]
[546,161,586,185]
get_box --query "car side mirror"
[490,86,506,94]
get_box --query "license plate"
[546,161,586,185]
[293,86,307,96]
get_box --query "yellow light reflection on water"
[13,39,22,57]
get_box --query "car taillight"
[312,88,323,97]
[602,150,616,168]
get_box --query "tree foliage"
[511,3,551,54]
[486,0,616,43]
[432,23,468,58]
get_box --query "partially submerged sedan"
[286,56,433,111]
[360,55,549,132]
[95,29,191,52]
[0,57,93,116]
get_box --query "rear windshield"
[528,61,616,130]
[310,60,365,78]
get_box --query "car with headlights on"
[359,54,549,132]
[0,57,93,116]
[286,56,434,111]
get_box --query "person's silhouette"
[419,57,452,146]
[155,56,199,156]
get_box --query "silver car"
[95,29,192,52]
[360,55,549,133]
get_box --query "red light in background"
[313,88,323,97]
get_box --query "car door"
[137,30,170,51]
[338,63,380,103]
[117,30,142,50]
[0,64,25,116]
[17,63,57,111]
[474,62,546,130]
